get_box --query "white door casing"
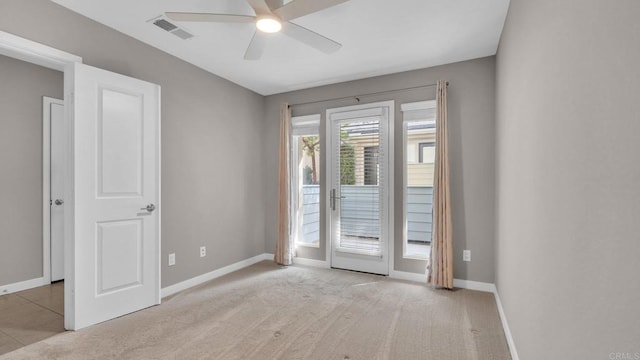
[1,31,81,298]
[65,62,161,330]
[326,101,394,275]
[47,97,65,282]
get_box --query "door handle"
[54,199,64,206]
[141,204,156,212]
[330,189,345,211]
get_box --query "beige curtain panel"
[428,80,454,289]
[275,103,293,266]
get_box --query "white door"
[327,101,393,275]
[47,97,65,282]
[65,62,161,330]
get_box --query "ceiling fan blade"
[281,22,341,54]
[165,12,255,23]
[244,31,269,60]
[245,0,272,15]
[273,0,350,21]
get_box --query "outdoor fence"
[300,185,433,244]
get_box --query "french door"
[327,101,394,275]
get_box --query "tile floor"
[0,282,65,356]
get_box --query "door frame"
[43,96,65,285]
[324,100,395,274]
[0,31,81,295]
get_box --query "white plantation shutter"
[401,100,436,121]
[291,114,320,136]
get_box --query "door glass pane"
[338,118,381,253]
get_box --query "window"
[418,142,435,164]
[401,101,436,259]
[291,114,321,247]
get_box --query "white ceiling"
[52,0,510,95]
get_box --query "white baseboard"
[453,278,497,293]
[161,253,273,298]
[0,276,49,296]
[388,270,497,295]
[389,270,427,283]
[493,288,519,360]
[292,257,330,268]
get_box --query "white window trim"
[401,100,436,260]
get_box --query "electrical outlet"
[200,246,206,258]
[168,253,176,266]
[463,250,471,262]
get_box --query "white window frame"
[401,100,436,260]
[291,114,321,249]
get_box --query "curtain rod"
[288,81,448,108]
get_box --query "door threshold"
[330,267,388,277]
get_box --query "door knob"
[54,199,64,206]
[141,204,156,212]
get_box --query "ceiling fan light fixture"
[256,15,282,33]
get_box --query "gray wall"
[265,57,496,282]
[0,55,63,286]
[495,0,640,358]
[0,0,266,288]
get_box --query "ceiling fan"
[165,0,350,60]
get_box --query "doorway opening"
[0,55,66,355]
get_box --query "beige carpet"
[0,261,511,360]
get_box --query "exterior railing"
[300,185,433,244]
